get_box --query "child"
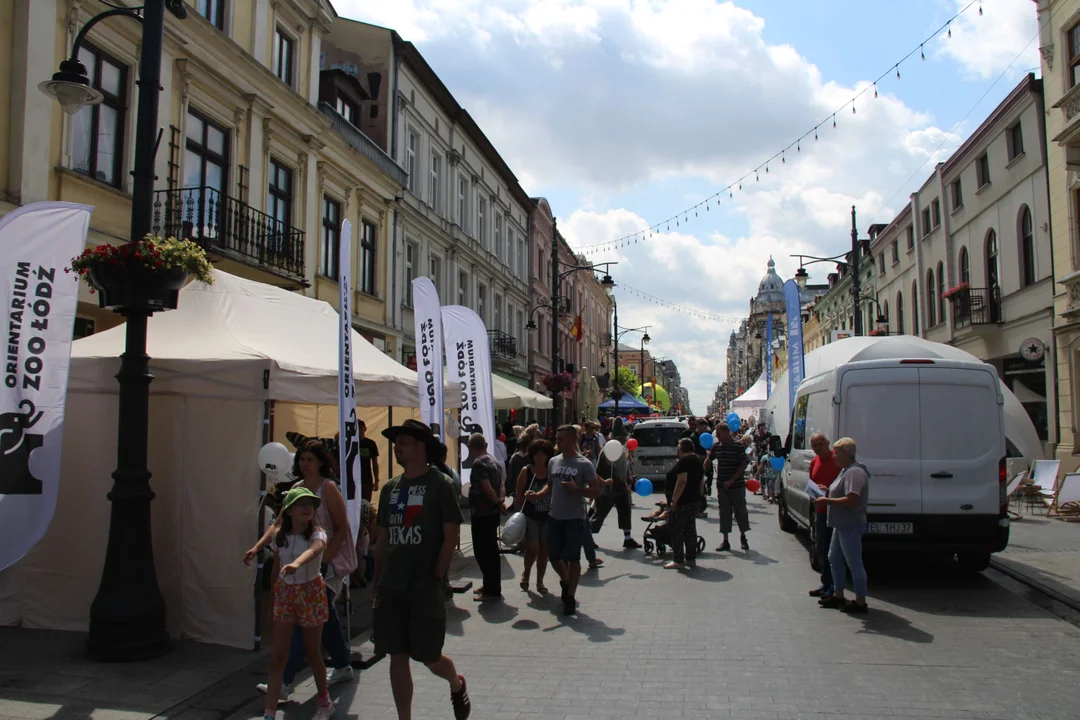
[251,487,335,720]
[759,453,780,503]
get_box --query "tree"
[611,366,641,399]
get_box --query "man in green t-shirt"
[375,420,471,720]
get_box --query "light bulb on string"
[896,65,901,80]
[947,23,951,39]
[814,128,819,140]
[920,44,925,61]
[978,3,982,16]
[797,141,801,152]
[852,102,856,115]
[874,83,878,99]
[832,115,836,128]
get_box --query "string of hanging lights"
[649,341,730,358]
[573,0,984,255]
[618,282,744,323]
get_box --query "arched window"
[959,246,970,284]
[883,299,890,331]
[912,280,920,334]
[896,291,905,335]
[1019,205,1035,286]
[986,229,999,290]
[937,261,945,323]
[926,269,936,326]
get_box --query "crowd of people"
[241,411,871,720]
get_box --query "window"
[273,27,294,86]
[477,283,486,320]
[976,152,991,188]
[1008,122,1024,161]
[429,254,442,295]
[1071,24,1080,88]
[404,242,416,307]
[494,214,503,262]
[267,159,293,238]
[1020,205,1035,286]
[320,196,340,279]
[74,317,96,340]
[360,220,377,296]
[336,95,357,125]
[896,291,905,335]
[195,0,225,29]
[912,281,919,334]
[882,299,890,330]
[891,240,899,264]
[792,394,809,450]
[406,131,417,193]
[429,152,440,213]
[921,208,932,237]
[951,180,963,211]
[494,293,503,331]
[937,261,945,323]
[931,199,941,228]
[878,254,886,276]
[458,271,468,305]
[72,44,127,187]
[183,109,229,229]
[507,228,515,271]
[476,196,486,245]
[906,225,915,250]
[926,269,936,327]
[986,229,999,290]
[959,246,970,284]
[457,176,468,231]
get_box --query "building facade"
[871,73,1054,451]
[2,0,404,349]
[322,19,532,382]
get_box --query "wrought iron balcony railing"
[318,102,408,187]
[488,329,517,360]
[949,285,1002,328]
[152,186,305,280]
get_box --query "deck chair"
[1048,473,1080,520]
[1005,471,1027,520]
[1029,459,1061,514]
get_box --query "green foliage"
[612,366,641,398]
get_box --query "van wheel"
[957,552,991,572]
[777,496,797,533]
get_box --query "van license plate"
[868,522,913,534]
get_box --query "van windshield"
[632,427,683,448]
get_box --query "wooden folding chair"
[1005,471,1026,520]
[1048,473,1080,520]
[1029,460,1061,515]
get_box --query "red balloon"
[746,478,761,493]
[498,433,506,442]
[626,438,639,451]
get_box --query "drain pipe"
[389,51,402,352]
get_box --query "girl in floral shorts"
[263,487,334,720]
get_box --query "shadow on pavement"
[476,600,520,624]
[445,603,472,636]
[853,606,935,643]
[542,613,626,643]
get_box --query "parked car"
[775,357,1010,572]
[630,419,688,489]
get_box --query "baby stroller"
[641,503,706,558]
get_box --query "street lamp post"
[40,0,189,661]
[791,205,864,336]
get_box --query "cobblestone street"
[268,493,1080,720]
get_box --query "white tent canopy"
[731,372,768,418]
[492,374,553,410]
[762,336,1045,461]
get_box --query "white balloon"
[602,439,624,462]
[460,480,471,498]
[258,442,293,478]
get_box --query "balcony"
[153,187,305,282]
[949,286,1002,329]
[488,329,518,362]
[319,102,408,187]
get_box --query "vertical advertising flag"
[411,277,444,440]
[0,202,92,572]
[440,305,496,445]
[337,220,360,536]
[783,279,805,413]
[765,313,773,398]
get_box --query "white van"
[775,358,1010,571]
[630,419,687,488]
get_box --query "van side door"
[838,367,922,517]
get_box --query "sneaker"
[562,597,577,616]
[808,587,827,598]
[327,666,354,687]
[623,537,642,549]
[256,682,292,699]
[740,535,750,551]
[840,600,869,615]
[663,561,683,569]
[560,580,569,605]
[451,675,472,720]
[716,542,731,552]
[818,595,845,609]
[313,697,335,720]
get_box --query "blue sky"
[333,0,1039,413]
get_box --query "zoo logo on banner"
[0,202,92,573]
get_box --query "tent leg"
[254,398,273,651]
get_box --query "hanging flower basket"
[868,328,889,337]
[942,281,970,300]
[542,371,578,395]
[68,235,214,313]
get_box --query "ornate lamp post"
[40,0,190,661]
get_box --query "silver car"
[629,419,688,489]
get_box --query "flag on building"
[570,313,583,342]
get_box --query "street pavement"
[3,492,1080,720]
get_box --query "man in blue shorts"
[544,424,602,615]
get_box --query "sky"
[332,0,1040,414]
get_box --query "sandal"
[519,577,529,591]
[589,558,604,569]
[536,583,548,594]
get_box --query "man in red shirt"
[808,432,841,599]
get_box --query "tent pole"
[255,397,273,651]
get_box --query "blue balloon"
[770,456,785,471]
[634,478,653,497]
[728,417,741,433]
[699,432,715,449]
[726,412,739,424]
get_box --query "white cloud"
[937,0,1039,80]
